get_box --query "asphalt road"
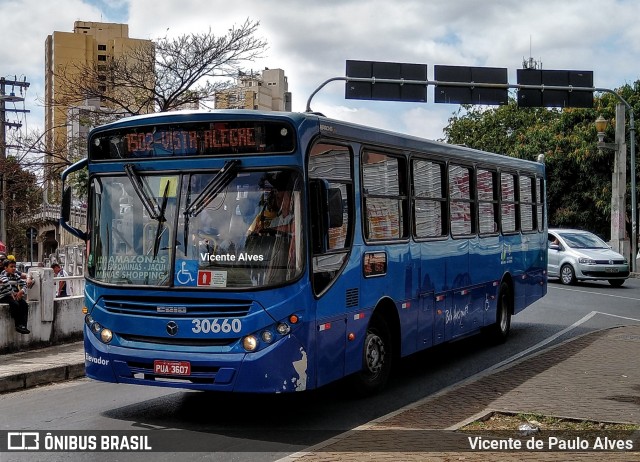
[1,277,639,462]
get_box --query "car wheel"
[560,264,576,285]
[349,316,393,395]
[608,279,625,287]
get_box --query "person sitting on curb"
[0,259,30,334]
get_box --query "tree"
[9,19,268,204]
[52,18,267,115]
[0,156,42,256]
[442,85,640,240]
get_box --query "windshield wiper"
[152,180,171,259]
[124,163,161,219]
[185,160,240,218]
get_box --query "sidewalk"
[0,340,84,393]
[1,326,639,460]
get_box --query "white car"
[547,229,629,287]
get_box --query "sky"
[2,0,640,143]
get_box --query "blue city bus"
[60,110,547,394]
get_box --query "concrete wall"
[0,268,84,354]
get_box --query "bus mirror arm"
[60,158,88,241]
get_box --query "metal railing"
[54,275,85,298]
[30,204,86,229]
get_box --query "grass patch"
[461,412,640,432]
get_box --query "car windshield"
[558,232,608,249]
[87,168,304,288]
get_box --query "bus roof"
[90,110,544,174]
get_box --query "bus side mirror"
[310,179,341,254]
[59,157,88,241]
[327,187,343,228]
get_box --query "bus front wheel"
[350,316,392,395]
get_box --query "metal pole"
[630,112,637,272]
[611,103,626,255]
[0,77,6,245]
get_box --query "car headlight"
[578,257,596,265]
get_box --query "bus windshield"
[87,168,304,288]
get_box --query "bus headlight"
[91,322,102,334]
[243,335,258,352]
[261,330,274,343]
[100,329,113,343]
[276,322,290,335]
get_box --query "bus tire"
[350,316,392,395]
[487,282,512,344]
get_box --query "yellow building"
[215,68,291,111]
[42,21,152,260]
[44,21,152,198]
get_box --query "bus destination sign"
[90,121,295,160]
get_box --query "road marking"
[550,285,640,302]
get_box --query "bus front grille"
[101,295,253,317]
[120,333,236,347]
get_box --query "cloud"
[3,0,639,140]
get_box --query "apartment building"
[43,21,151,254]
[215,68,292,111]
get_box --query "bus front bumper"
[84,325,310,393]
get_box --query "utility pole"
[0,76,30,244]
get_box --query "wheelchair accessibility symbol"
[174,260,198,286]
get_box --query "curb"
[0,362,85,394]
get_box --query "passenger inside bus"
[245,172,298,283]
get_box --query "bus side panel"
[433,294,447,345]
[398,242,421,357]
[420,240,454,346]
[416,291,434,350]
[313,313,346,388]
[315,248,363,388]
[484,280,500,326]
[469,236,501,327]
[356,244,418,358]
[444,239,470,341]
[524,232,547,307]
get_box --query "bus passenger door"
[308,142,354,388]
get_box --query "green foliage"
[1,157,42,257]
[443,86,640,240]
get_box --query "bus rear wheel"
[487,282,512,344]
[350,316,392,395]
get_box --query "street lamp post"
[596,103,630,264]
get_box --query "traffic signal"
[345,60,428,102]
[517,69,593,108]
[434,65,508,105]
